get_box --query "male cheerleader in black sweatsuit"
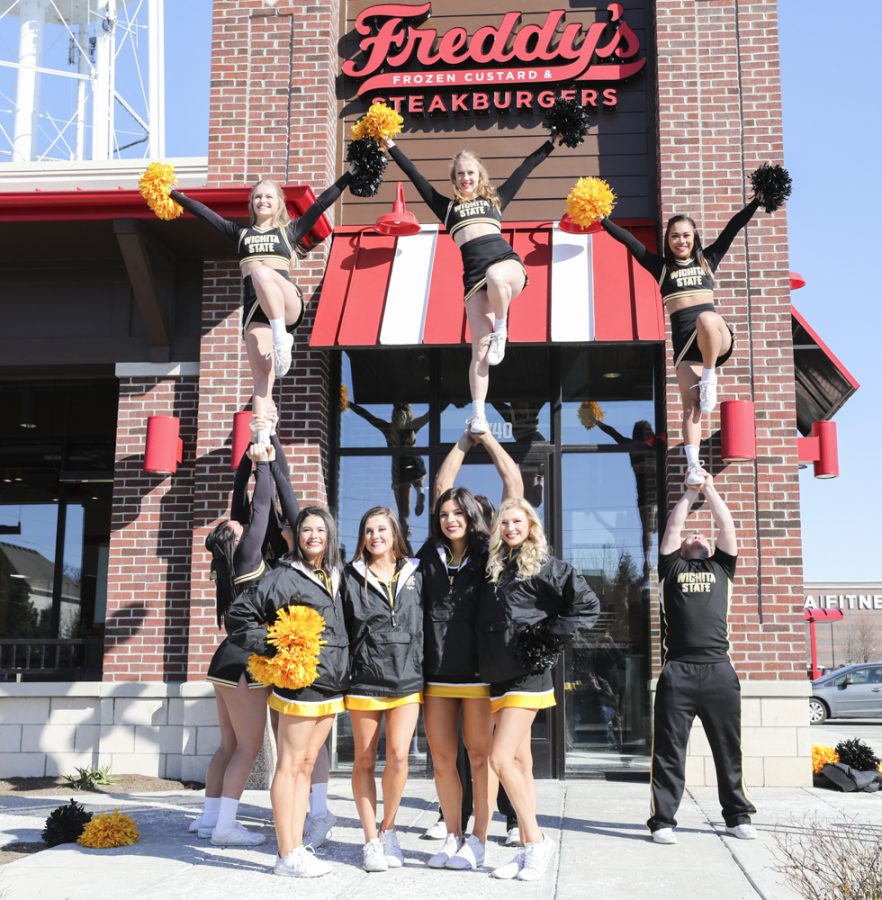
[649,472,756,844]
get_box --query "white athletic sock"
[214,796,239,834]
[472,399,485,419]
[493,317,507,336]
[700,367,715,383]
[269,317,286,344]
[684,444,700,468]
[309,783,328,818]
[201,795,221,825]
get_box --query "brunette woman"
[171,173,350,447]
[479,498,599,882]
[419,429,522,871]
[343,507,423,872]
[226,506,349,878]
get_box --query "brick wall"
[655,0,803,680]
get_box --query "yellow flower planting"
[139,162,182,221]
[566,177,616,228]
[77,810,139,848]
[351,101,403,143]
[811,744,839,775]
[248,605,326,691]
[578,400,604,429]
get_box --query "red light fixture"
[797,420,839,479]
[374,182,421,236]
[144,416,183,475]
[558,213,603,235]
[789,271,806,291]
[720,400,756,462]
[231,410,253,471]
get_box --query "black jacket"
[225,559,349,695]
[477,554,601,683]
[418,540,486,683]
[343,558,424,697]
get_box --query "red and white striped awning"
[311,221,664,347]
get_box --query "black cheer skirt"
[670,303,734,368]
[460,234,526,302]
[241,270,305,335]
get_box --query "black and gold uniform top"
[170,172,350,270]
[388,140,554,239]
[657,548,737,664]
[600,198,760,306]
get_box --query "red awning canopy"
[311,221,665,348]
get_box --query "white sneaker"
[491,848,525,880]
[363,837,388,872]
[446,834,485,870]
[487,331,507,366]
[423,818,447,840]
[652,827,677,844]
[188,814,213,834]
[504,825,520,846]
[304,811,336,849]
[427,832,461,868]
[379,829,404,867]
[272,332,294,377]
[726,823,757,840]
[686,462,706,486]
[197,826,214,839]
[697,374,717,414]
[467,415,488,435]
[274,845,332,877]
[517,835,556,881]
[210,822,266,846]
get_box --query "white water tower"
[0,0,165,162]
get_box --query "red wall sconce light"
[231,410,253,471]
[804,606,844,681]
[143,416,183,475]
[789,271,806,291]
[798,420,839,479]
[374,183,421,236]
[720,399,756,462]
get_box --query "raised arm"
[474,430,523,501]
[269,434,300,528]
[702,198,761,270]
[659,484,700,555]
[232,451,273,585]
[169,189,241,244]
[386,140,452,222]
[701,477,737,555]
[600,217,664,278]
[433,432,472,504]
[287,172,352,245]
[347,402,392,439]
[497,139,555,210]
[230,449,254,525]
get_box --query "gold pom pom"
[77,810,140,848]
[811,744,839,775]
[139,162,182,221]
[248,605,326,691]
[578,401,605,430]
[340,383,350,412]
[351,101,403,144]
[565,177,616,228]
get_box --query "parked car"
[809,662,882,724]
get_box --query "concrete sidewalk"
[1,778,880,900]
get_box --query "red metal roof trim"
[792,305,860,391]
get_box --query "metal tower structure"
[0,0,165,163]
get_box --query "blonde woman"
[171,174,351,446]
[343,507,424,872]
[478,498,599,882]
[386,138,556,434]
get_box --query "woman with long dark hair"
[343,507,423,872]
[226,506,349,878]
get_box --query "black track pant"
[648,660,756,831]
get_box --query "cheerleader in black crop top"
[171,174,350,449]
[601,195,767,486]
[387,137,557,438]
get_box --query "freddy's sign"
[342,1,646,114]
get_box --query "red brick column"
[654,0,803,680]
[186,0,341,678]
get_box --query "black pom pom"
[835,737,880,772]
[347,138,388,198]
[750,164,792,213]
[515,621,566,675]
[542,98,591,149]
[42,799,92,847]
